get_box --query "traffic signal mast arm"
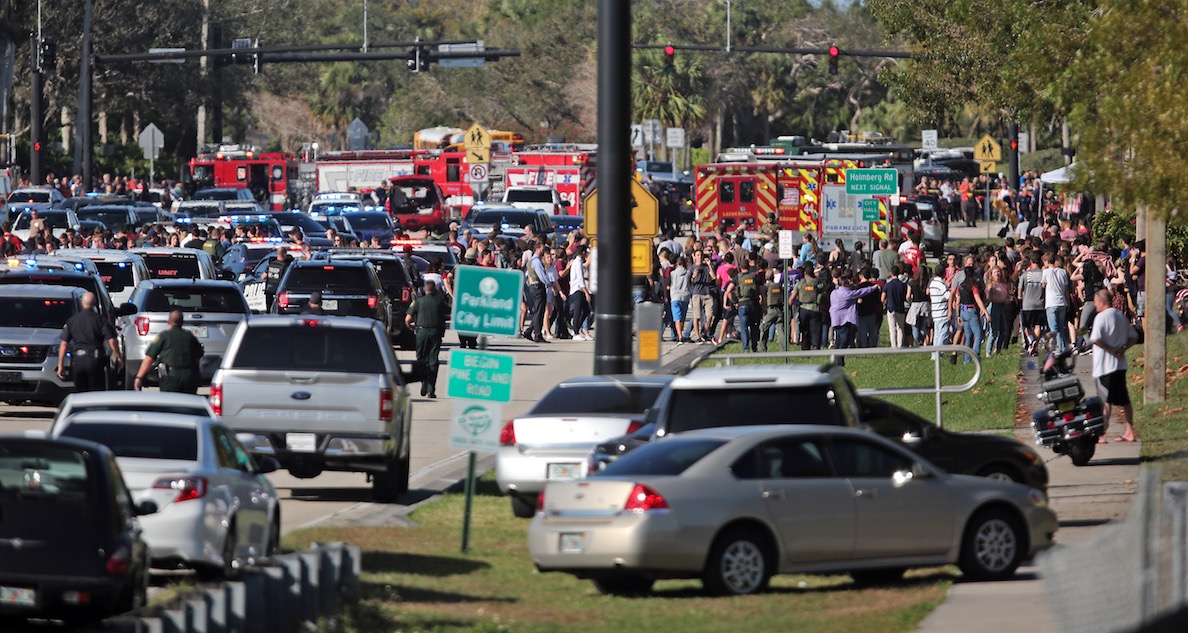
[632,43,912,58]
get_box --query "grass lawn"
[286,475,952,633]
[1125,332,1188,481]
[709,334,1020,433]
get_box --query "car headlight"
[1027,488,1048,508]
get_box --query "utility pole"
[78,0,93,192]
[1144,207,1167,404]
[197,0,210,148]
[594,0,632,375]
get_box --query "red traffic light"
[1010,139,1019,151]
[664,45,675,56]
[33,142,41,152]
[829,46,839,57]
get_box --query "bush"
[1094,210,1188,264]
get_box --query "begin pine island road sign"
[844,168,898,195]
[450,266,524,338]
[447,349,514,403]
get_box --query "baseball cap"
[764,242,774,251]
[309,291,322,304]
[449,222,460,231]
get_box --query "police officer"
[794,265,823,350]
[405,279,448,398]
[301,290,326,315]
[57,292,123,391]
[134,310,204,394]
[735,258,761,352]
[759,268,785,351]
[264,246,293,311]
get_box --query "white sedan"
[51,411,280,579]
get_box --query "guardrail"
[690,345,982,428]
[89,542,361,633]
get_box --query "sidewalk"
[917,345,1141,633]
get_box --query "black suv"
[313,249,422,349]
[272,259,394,338]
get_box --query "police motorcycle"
[1029,341,1107,466]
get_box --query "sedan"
[51,412,280,579]
[530,425,1057,596]
[496,375,672,518]
[0,435,155,622]
[860,397,1049,490]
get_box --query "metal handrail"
[690,345,982,429]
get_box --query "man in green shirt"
[134,310,204,393]
[405,280,448,398]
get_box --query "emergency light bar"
[390,239,424,247]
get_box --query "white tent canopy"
[1040,162,1077,184]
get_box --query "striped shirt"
[928,276,950,321]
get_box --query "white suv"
[211,315,421,502]
[71,249,153,305]
[501,185,569,215]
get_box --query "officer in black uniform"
[134,310,204,394]
[301,290,326,315]
[405,280,447,398]
[759,268,785,351]
[57,292,123,392]
[264,246,293,312]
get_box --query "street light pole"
[78,0,93,192]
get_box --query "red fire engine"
[313,149,427,193]
[188,145,298,210]
[413,151,473,216]
[504,144,597,214]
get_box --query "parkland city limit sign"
[451,266,525,338]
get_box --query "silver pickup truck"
[210,315,421,502]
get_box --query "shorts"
[1022,309,1045,328]
[689,294,714,320]
[1136,290,1147,317]
[1096,370,1131,406]
[671,300,689,322]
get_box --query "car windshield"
[142,287,248,314]
[0,297,76,328]
[230,326,386,373]
[532,383,667,415]
[665,386,842,434]
[596,439,725,477]
[363,260,410,293]
[0,275,99,299]
[134,209,161,224]
[344,213,392,230]
[229,220,283,238]
[181,204,223,217]
[471,210,537,227]
[310,202,361,215]
[141,254,202,279]
[13,212,70,230]
[76,209,129,230]
[284,267,371,292]
[505,190,555,203]
[411,248,457,268]
[60,423,198,461]
[69,404,209,417]
[0,442,92,503]
[93,262,135,290]
[8,191,52,204]
[194,190,241,201]
[273,213,325,234]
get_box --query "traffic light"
[663,44,675,74]
[38,40,56,71]
[828,45,839,75]
[253,38,262,74]
[406,46,428,73]
[1009,139,1019,152]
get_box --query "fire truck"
[412,151,473,216]
[313,149,426,193]
[693,148,895,247]
[504,145,597,214]
[188,145,299,210]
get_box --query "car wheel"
[849,568,906,586]
[1066,436,1096,466]
[702,528,773,596]
[198,523,238,581]
[372,456,408,503]
[976,464,1024,484]
[592,573,655,597]
[959,509,1025,580]
[510,494,536,519]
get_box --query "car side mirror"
[254,455,280,474]
[136,500,159,516]
[219,269,235,281]
[115,302,138,317]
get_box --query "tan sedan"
[529,425,1057,596]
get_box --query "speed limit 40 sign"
[468,162,489,183]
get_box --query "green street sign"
[845,168,898,195]
[451,265,524,337]
[447,349,515,403]
[861,198,880,222]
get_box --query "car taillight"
[277,291,289,309]
[134,316,150,336]
[153,476,207,502]
[625,420,645,435]
[105,547,130,575]
[380,388,394,419]
[367,294,378,309]
[401,287,411,302]
[623,484,668,512]
[209,383,222,416]
[537,489,545,511]
[499,421,516,445]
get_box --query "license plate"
[547,463,581,480]
[186,326,208,338]
[559,533,585,554]
[1058,401,1077,413]
[0,585,36,607]
[286,433,317,452]
[322,299,338,311]
[0,371,21,384]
